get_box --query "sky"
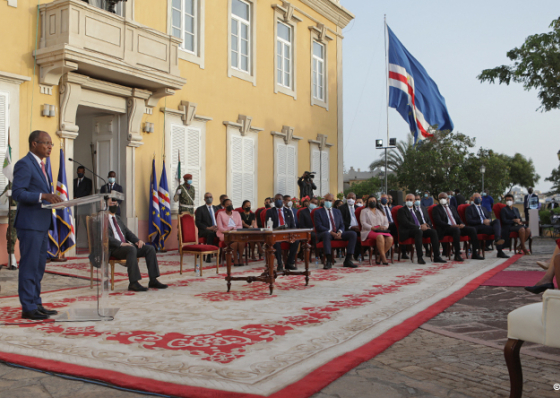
[341,0,560,194]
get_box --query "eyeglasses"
[35,141,55,147]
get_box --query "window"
[228,132,257,208]
[170,124,202,209]
[310,147,329,196]
[277,22,292,89]
[171,0,197,53]
[0,92,8,196]
[275,141,297,197]
[231,0,250,73]
[88,0,124,16]
[312,41,325,101]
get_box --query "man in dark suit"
[100,171,123,215]
[397,194,446,264]
[266,193,299,271]
[73,166,93,243]
[12,131,64,319]
[298,198,318,229]
[432,192,483,262]
[216,194,228,210]
[313,193,357,269]
[524,187,540,224]
[256,197,272,228]
[447,191,458,210]
[454,189,466,206]
[195,192,219,262]
[106,198,167,291]
[466,192,508,258]
[338,192,361,261]
[283,194,298,227]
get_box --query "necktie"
[477,206,485,223]
[40,161,48,183]
[410,208,420,226]
[445,206,457,226]
[77,178,80,187]
[112,216,126,243]
[278,208,285,226]
[209,206,216,226]
[385,206,393,223]
[328,209,336,232]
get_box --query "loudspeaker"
[389,190,404,206]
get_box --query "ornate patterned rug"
[0,255,518,398]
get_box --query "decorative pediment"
[271,125,303,144]
[160,102,212,125]
[223,114,263,136]
[308,133,333,149]
[309,23,334,42]
[272,1,303,23]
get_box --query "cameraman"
[298,171,317,199]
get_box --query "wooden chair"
[178,212,220,275]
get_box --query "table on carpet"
[224,228,312,294]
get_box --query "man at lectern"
[12,131,63,320]
[106,198,168,292]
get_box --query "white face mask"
[356,203,363,207]
[287,201,293,208]
[406,200,413,208]
[439,198,448,206]
[347,199,355,206]
[506,200,513,206]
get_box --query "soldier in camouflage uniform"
[1,183,17,269]
[174,173,195,215]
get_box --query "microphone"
[68,158,108,187]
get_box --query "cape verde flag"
[388,26,454,144]
[45,156,59,258]
[158,160,172,247]
[148,159,163,249]
[55,149,76,255]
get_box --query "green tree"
[545,166,560,195]
[506,153,540,190]
[477,17,560,112]
[369,135,413,173]
[463,149,510,201]
[344,177,382,198]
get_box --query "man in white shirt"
[195,192,219,262]
[338,192,362,261]
[380,193,402,258]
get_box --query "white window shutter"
[277,143,287,195]
[186,127,201,207]
[311,149,321,196]
[231,135,244,207]
[0,93,9,196]
[321,150,329,196]
[170,124,187,210]
[242,137,255,206]
[286,145,296,197]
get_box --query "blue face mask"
[187,179,192,185]
[324,201,332,209]
[424,193,428,197]
[108,177,116,184]
[275,199,283,208]
[309,203,317,210]
[474,197,482,204]
[415,200,421,207]
[380,198,388,205]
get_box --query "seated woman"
[525,238,560,294]
[216,198,244,267]
[359,195,393,265]
[240,200,261,260]
[501,193,531,255]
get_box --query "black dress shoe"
[37,305,58,316]
[128,282,148,292]
[401,253,409,260]
[7,265,17,270]
[433,256,447,263]
[471,254,484,260]
[524,283,554,294]
[453,255,464,262]
[205,255,213,263]
[148,279,168,289]
[285,263,297,271]
[417,257,426,265]
[497,251,510,259]
[22,309,49,320]
[484,246,493,252]
[323,261,332,270]
[234,263,244,267]
[343,259,358,268]
[277,265,284,272]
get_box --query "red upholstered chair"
[355,206,378,265]
[178,213,220,275]
[458,204,491,259]
[391,206,432,263]
[311,207,348,264]
[493,203,532,254]
[428,204,469,260]
[255,207,265,228]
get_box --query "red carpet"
[480,270,558,288]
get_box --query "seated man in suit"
[283,194,298,227]
[100,171,123,215]
[380,193,403,258]
[195,192,219,262]
[265,193,299,271]
[338,192,361,261]
[216,194,228,210]
[466,192,508,258]
[298,198,317,229]
[106,198,167,291]
[397,194,447,264]
[432,192,483,262]
[415,194,434,257]
[314,193,357,270]
[502,193,531,255]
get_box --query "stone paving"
[0,238,559,398]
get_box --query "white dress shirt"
[349,205,359,227]
[110,216,126,244]
[383,206,393,223]
[207,205,216,226]
[475,204,486,223]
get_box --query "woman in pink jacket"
[216,198,244,266]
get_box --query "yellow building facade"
[0,0,353,260]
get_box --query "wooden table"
[224,228,312,294]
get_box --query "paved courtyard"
[0,238,559,398]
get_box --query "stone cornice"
[0,71,30,85]
[299,0,354,29]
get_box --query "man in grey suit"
[106,198,168,291]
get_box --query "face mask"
[380,198,388,205]
[77,173,84,179]
[244,207,250,212]
[347,199,355,206]
[439,198,448,205]
[205,197,213,204]
[406,201,413,208]
[506,200,513,206]
[108,205,119,214]
[187,179,192,185]
[324,201,333,209]
[528,189,533,194]
[474,198,482,204]
[265,203,271,208]
[287,201,293,208]
[309,203,317,210]
[368,201,376,209]
[424,193,428,197]
[108,177,116,184]
[415,200,421,207]
[275,199,283,208]
[226,205,234,212]
[356,203,363,207]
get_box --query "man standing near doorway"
[12,131,63,319]
[100,171,123,215]
[73,166,92,244]
[174,173,195,215]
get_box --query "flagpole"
[384,15,389,194]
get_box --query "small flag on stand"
[45,156,59,258]
[159,161,172,248]
[55,149,75,255]
[148,158,163,250]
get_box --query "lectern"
[42,192,124,321]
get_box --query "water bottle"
[267,217,273,231]
[195,261,201,277]
[315,256,319,268]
